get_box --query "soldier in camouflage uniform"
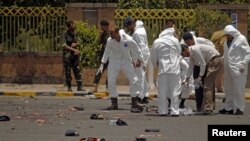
[63,21,83,91]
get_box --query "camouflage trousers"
[63,54,82,87]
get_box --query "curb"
[0,91,250,100]
[0,91,93,97]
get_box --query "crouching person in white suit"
[97,26,144,113]
[151,28,181,116]
[179,57,194,109]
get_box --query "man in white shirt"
[97,26,144,113]
[181,44,223,114]
[182,32,215,112]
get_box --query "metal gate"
[0,7,66,52]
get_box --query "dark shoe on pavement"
[65,129,79,136]
[0,115,10,121]
[107,105,118,110]
[77,87,83,91]
[116,119,127,126]
[219,109,233,114]
[141,97,149,104]
[107,98,118,110]
[135,137,147,141]
[234,109,243,115]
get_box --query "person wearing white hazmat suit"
[151,27,181,116]
[123,17,150,104]
[219,25,250,115]
[97,26,144,113]
[179,57,194,109]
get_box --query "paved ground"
[0,96,250,141]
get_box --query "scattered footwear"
[135,137,147,141]
[141,97,149,105]
[80,137,106,141]
[116,119,127,126]
[0,115,10,121]
[107,98,118,110]
[90,113,104,120]
[131,97,143,113]
[234,109,243,115]
[145,128,160,132]
[65,129,79,136]
[218,109,233,115]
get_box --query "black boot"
[67,81,72,91]
[77,81,83,91]
[131,97,143,113]
[179,99,186,109]
[107,98,118,110]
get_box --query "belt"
[211,55,221,61]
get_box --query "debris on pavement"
[69,106,85,111]
[134,137,147,141]
[35,119,49,125]
[65,129,79,136]
[90,113,104,120]
[80,137,106,141]
[145,128,160,132]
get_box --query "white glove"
[194,77,202,89]
[182,80,189,88]
[96,63,104,75]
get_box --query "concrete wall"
[66,3,116,29]
[0,52,129,86]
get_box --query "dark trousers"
[193,65,203,111]
[93,62,108,87]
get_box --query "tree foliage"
[117,0,250,9]
[0,0,249,7]
[74,21,101,68]
[186,7,232,38]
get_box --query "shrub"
[74,21,101,68]
[186,7,231,38]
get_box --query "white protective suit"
[180,57,194,99]
[151,28,181,115]
[222,25,250,112]
[132,20,150,99]
[101,29,143,98]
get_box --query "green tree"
[186,7,232,38]
[74,21,101,68]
